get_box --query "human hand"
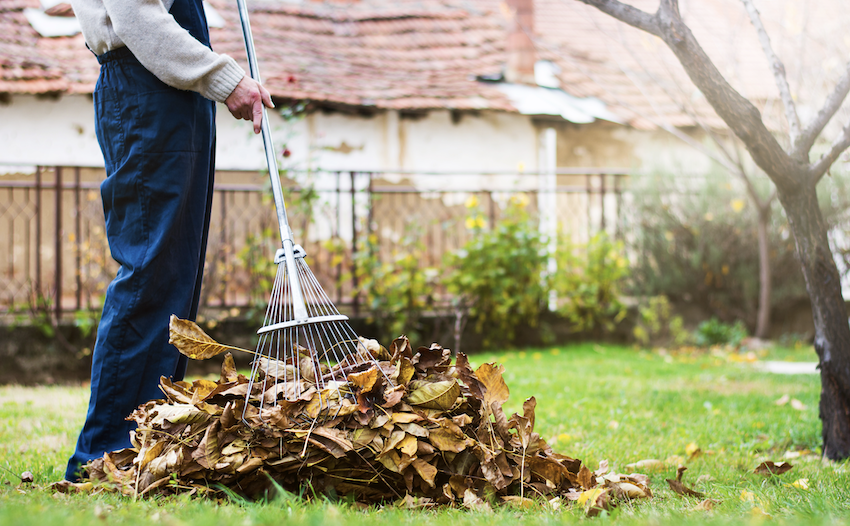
[224,76,273,134]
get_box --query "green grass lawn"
[1,343,847,525]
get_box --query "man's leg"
[66,56,215,481]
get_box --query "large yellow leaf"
[475,363,510,409]
[406,379,460,410]
[168,315,254,360]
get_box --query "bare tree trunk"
[754,205,772,338]
[578,0,850,459]
[779,184,850,459]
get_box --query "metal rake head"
[243,245,390,424]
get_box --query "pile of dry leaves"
[82,318,651,512]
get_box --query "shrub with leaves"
[632,295,689,348]
[444,196,548,347]
[693,317,748,347]
[354,228,438,344]
[625,171,805,324]
[553,233,630,333]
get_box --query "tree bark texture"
[778,185,850,459]
[754,206,771,339]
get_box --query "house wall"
[0,94,724,311]
[0,94,712,176]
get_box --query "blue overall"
[66,0,216,481]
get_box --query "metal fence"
[0,167,626,318]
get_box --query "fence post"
[335,172,342,304]
[54,166,63,320]
[350,171,359,317]
[614,174,622,239]
[585,173,591,241]
[600,173,606,232]
[74,167,81,310]
[35,166,41,302]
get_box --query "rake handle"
[235,0,309,321]
[235,0,293,247]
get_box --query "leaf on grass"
[626,459,664,472]
[501,495,536,509]
[753,461,793,476]
[790,398,807,411]
[578,487,612,516]
[685,442,701,459]
[462,488,491,511]
[168,315,253,360]
[790,478,810,490]
[694,498,720,511]
[666,466,705,498]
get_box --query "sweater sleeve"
[103,0,245,102]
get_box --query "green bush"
[694,317,748,347]
[443,196,548,347]
[553,232,630,333]
[632,295,689,348]
[625,170,805,325]
[354,228,437,344]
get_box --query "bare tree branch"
[809,118,850,184]
[795,62,850,159]
[740,0,800,148]
[579,0,804,188]
[576,0,660,36]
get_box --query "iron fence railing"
[0,167,627,318]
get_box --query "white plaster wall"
[0,94,103,170]
[0,95,712,177]
[216,108,541,174]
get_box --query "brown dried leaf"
[695,498,720,511]
[413,344,452,372]
[149,403,210,427]
[462,488,491,511]
[666,466,705,498]
[168,315,254,360]
[476,363,510,409]
[577,464,595,490]
[389,336,414,363]
[349,366,380,393]
[411,458,438,487]
[406,379,460,410]
[753,461,794,476]
[358,337,391,360]
[454,353,485,399]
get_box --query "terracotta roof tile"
[0,0,847,132]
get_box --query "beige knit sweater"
[71,0,245,102]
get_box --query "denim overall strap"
[66,0,217,481]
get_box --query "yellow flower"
[791,478,810,490]
[704,212,714,221]
[465,195,479,209]
[731,199,745,212]
[465,217,476,229]
[721,265,729,275]
[475,216,486,228]
[510,194,530,208]
[664,231,674,241]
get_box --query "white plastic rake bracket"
[256,314,351,335]
[274,245,305,264]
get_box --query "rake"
[235,0,389,422]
